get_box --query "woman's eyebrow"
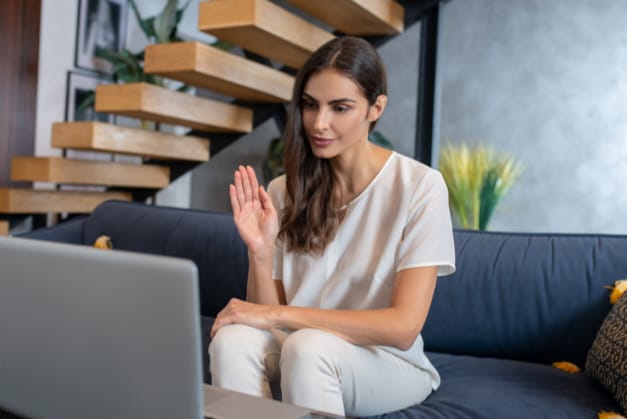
[302,92,357,105]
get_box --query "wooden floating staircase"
[0,188,132,215]
[284,0,404,35]
[0,0,406,231]
[51,121,210,161]
[11,157,170,189]
[144,42,294,102]
[198,0,335,69]
[95,82,253,132]
[0,220,8,236]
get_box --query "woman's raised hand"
[229,165,279,255]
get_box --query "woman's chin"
[310,148,336,159]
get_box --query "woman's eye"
[302,101,317,110]
[334,105,349,113]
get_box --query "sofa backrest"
[422,229,627,367]
[82,200,248,318]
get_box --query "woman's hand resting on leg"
[210,298,278,338]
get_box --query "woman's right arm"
[229,165,284,305]
[246,255,286,305]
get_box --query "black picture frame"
[65,70,113,123]
[64,71,115,164]
[75,0,128,74]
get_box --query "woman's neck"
[331,143,392,208]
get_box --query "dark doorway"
[0,0,41,187]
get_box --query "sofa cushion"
[200,315,619,418]
[585,294,627,413]
[423,230,627,367]
[362,353,619,419]
[82,200,248,318]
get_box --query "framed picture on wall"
[64,71,114,162]
[75,0,128,74]
[65,70,113,123]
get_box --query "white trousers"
[208,324,433,417]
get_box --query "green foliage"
[262,137,285,184]
[97,0,192,85]
[368,130,394,150]
[438,143,523,230]
[261,131,394,184]
[128,0,190,45]
[79,0,227,114]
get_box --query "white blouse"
[267,151,456,389]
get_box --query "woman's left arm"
[211,265,437,351]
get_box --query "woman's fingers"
[229,184,240,216]
[247,166,260,202]
[239,165,253,202]
[233,165,263,207]
[233,170,246,208]
[210,299,238,338]
[258,185,275,213]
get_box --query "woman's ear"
[368,94,388,122]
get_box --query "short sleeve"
[267,177,285,280]
[396,170,456,276]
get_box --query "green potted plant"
[438,143,523,230]
[78,0,229,113]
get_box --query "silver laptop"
[0,236,314,419]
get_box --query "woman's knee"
[209,324,270,363]
[209,325,283,397]
[280,328,348,373]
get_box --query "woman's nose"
[313,109,330,131]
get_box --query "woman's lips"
[311,136,333,147]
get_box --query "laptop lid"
[0,236,204,419]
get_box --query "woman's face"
[301,69,383,160]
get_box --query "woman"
[209,36,456,417]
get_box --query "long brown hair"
[279,36,387,255]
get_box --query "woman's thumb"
[259,186,274,210]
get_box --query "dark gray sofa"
[20,200,624,418]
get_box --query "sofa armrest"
[17,216,87,244]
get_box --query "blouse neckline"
[336,151,396,212]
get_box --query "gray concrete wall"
[190,23,422,212]
[435,0,627,233]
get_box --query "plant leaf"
[128,0,156,41]
[479,168,500,230]
[211,39,234,51]
[155,0,179,43]
[368,130,394,150]
[262,137,285,183]
[438,143,523,230]
[174,0,193,26]
[176,83,191,92]
[76,90,95,113]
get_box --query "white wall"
[35,0,77,160]
[435,0,627,234]
[35,0,216,207]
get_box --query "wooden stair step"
[144,42,294,103]
[285,0,404,35]
[51,122,210,162]
[94,82,252,133]
[0,220,8,236]
[0,188,131,214]
[198,0,334,69]
[11,157,170,189]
